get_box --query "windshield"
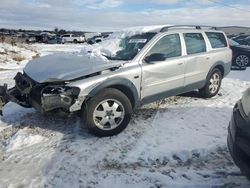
[103,32,156,61]
[229,39,240,46]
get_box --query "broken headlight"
[41,86,80,112]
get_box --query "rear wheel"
[199,68,222,98]
[81,88,132,137]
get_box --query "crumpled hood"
[24,53,124,83]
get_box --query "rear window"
[206,32,227,48]
[184,33,206,55]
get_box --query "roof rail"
[160,25,218,32]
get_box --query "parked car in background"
[26,36,36,43]
[0,25,232,137]
[87,34,112,44]
[47,36,65,44]
[228,87,250,179]
[227,34,236,39]
[26,34,50,43]
[229,39,250,70]
[232,34,249,43]
[87,36,103,44]
[239,36,250,46]
[35,35,49,43]
[102,34,111,39]
[62,34,85,43]
[236,36,250,45]
[84,32,101,42]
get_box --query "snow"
[5,128,48,152]
[0,42,250,188]
[32,43,84,57]
[83,25,167,58]
[0,43,37,70]
[228,68,250,81]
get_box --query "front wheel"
[199,68,222,98]
[81,88,132,137]
[235,54,249,68]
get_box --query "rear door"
[141,33,185,100]
[182,32,209,86]
[205,31,232,72]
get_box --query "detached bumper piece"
[228,101,250,179]
[0,84,32,116]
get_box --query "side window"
[206,32,227,48]
[184,33,206,55]
[146,34,181,59]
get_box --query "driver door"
[141,33,185,102]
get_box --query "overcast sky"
[0,0,250,31]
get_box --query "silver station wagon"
[0,25,232,136]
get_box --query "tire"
[239,164,250,180]
[231,65,247,71]
[199,68,222,98]
[234,54,249,68]
[73,39,78,44]
[81,88,132,137]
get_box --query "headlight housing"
[41,85,80,112]
[42,85,80,97]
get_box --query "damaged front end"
[0,72,80,115]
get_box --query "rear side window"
[206,32,227,48]
[147,34,182,59]
[184,33,206,55]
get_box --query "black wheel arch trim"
[87,77,140,109]
[206,61,226,79]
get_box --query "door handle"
[178,62,184,65]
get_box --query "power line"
[207,0,250,13]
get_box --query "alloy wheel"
[93,99,125,130]
[236,55,249,67]
[209,73,220,94]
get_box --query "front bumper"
[228,100,250,178]
[0,72,80,115]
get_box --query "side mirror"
[144,53,166,63]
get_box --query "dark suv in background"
[228,88,250,179]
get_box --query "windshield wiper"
[102,54,112,60]
[102,54,129,61]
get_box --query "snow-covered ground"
[0,43,37,70]
[0,43,250,188]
